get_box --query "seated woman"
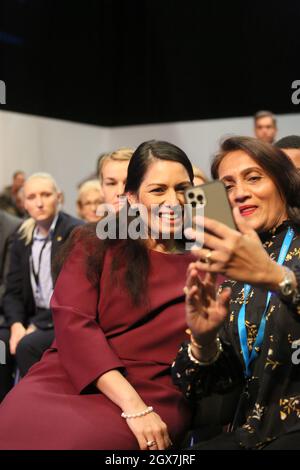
[173,136,300,450]
[77,180,104,223]
[0,140,197,450]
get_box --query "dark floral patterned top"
[172,221,300,449]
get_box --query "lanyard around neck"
[30,235,50,288]
[238,226,294,378]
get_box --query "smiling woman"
[172,136,300,450]
[0,140,201,451]
[211,136,300,232]
[126,142,192,249]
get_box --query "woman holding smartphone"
[173,136,300,450]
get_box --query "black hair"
[125,140,194,193]
[274,135,300,150]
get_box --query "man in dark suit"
[0,210,22,322]
[0,173,83,401]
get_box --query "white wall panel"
[0,110,299,215]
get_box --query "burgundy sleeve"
[50,237,124,394]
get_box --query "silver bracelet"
[121,406,154,419]
[187,337,223,366]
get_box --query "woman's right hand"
[125,410,172,450]
[184,262,231,346]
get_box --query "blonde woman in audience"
[0,173,83,402]
[77,180,104,223]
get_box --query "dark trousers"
[191,430,300,450]
[0,327,54,402]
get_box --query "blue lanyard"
[238,227,294,378]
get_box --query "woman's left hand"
[186,206,283,288]
[125,411,172,451]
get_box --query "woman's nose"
[233,183,251,203]
[165,190,180,206]
[116,183,125,197]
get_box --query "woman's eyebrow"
[221,167,263,181]
[146,183,167,188]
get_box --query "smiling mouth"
[158,212,182,222]
[239,206,258,216]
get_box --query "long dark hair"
[54,140,194,305]
[211,136,300,225]
[125,140,194,193]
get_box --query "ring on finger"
[146,440,157,447]
[204,250,213,264]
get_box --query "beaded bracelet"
[121,406,154,419]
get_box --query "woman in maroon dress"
[0,140,198,450]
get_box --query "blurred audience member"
[15,187,26,219]
[0,173,83,402]
[275,135,300,169]
[192,165,208,186]
[98,147,134,211]
[0,211,21,324]
[0,171,26,217]
[77,180,104,223]
[254,110,277,144]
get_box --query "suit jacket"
[2,211,84,330]
[0,210,22,314]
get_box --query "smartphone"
[185,180,236,230]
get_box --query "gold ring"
[146,440,157,447]
[204,250,213,264]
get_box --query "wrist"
[189,334,220,362]
[121,406,154,419]
[188,338,223,366]
[259,260,288,292]
[119,396,147,415]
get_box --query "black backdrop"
[0,0,299,126]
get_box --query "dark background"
[0,0,299,126]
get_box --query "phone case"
[185,180,236,230]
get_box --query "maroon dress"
[0,240,195,449]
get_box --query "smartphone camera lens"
[197,195,204,203]
[189,192,195,199]
[191,201,197,208]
